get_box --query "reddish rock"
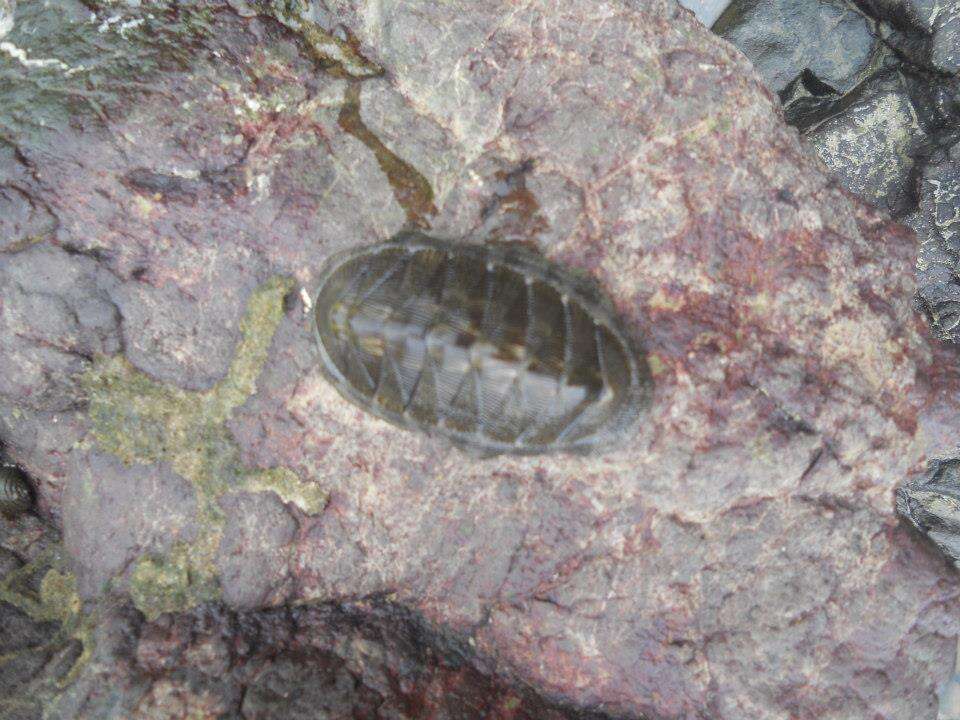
[0,0,958,718]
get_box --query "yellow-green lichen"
[81,277,314,618]
[0,546,63,617]
[244,467,329,515]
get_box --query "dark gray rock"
[0,602,58,655]
[854,0,960,75]
[915,145,960,341]
[0,546,21,576]
[897,455,960,567]
[216,492,296,610]
[0,514,84,720]
[62,452,199,597]
[45,602,148,720]
[240,653,377,719]
[931,9,960,75]
[713,0,885,97]
[804,70,927,215]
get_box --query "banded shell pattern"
[313,233,652,455]
[1,464,33,519]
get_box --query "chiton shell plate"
[313,233,652,455]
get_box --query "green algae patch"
[38,568,82,628]
[129,542,220,621]
[244,467,329,515]
[0,546,68,618]
[217,277,293,413]
[0,549,93,693]
[82,277,299,616]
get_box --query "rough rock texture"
[63,452,200,597]
[854,0,960,76]
[1,0,959,719]
[915,145,960,340]
[804,69,925,215]
[0,509,616,720]
[714,0,960,344]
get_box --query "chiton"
[0,464,33,520]
[313,232,652,455]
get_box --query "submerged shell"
[313,233,652,455]
[0,464,33,519]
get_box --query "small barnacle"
[0,463,33,520]
[313,232,653,455]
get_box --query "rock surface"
[712,0,885,97]
[0,511,612,720]
[915,145,960,341]
[714,0,960,344]
[804,69,925,215]
[0,0,959,719]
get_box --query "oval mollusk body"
[0,465,32,519]
[313,233,652,455]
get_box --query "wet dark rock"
[777,68,845,131]
[0,602,59,655]
[0,546,22,576]
[57,599,620,719]
[0,512,85,720]
[713,0,887,98]
[240,652,379,719]
[852,0,960,75]
[915,145,960,341]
